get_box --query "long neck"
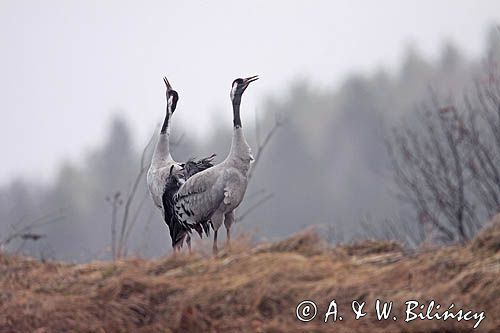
[227,95,253,172]
[232,96,242,128]
[229,96,244,156]
[230,127,246,153]
[151,107,173,166]
[229,106,251,161]
[160,110,170,135]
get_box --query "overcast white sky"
[1,0,499,185]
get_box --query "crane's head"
[163,76,179,114]
[230,75,259,102]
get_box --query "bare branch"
[0,213,63,249]
[236,192,274,222]
[112,131,156,259]
[248,112,284,180]
[122,190,150,256]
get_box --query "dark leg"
[213,229,218,255]
[211,212,223,256]
[224,211,235,249]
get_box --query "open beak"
[163,76,173,91]
[243,75,259,87]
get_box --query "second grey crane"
[172,75,259,254]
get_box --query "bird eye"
[232,78,244,87]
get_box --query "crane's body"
[147,77,215,250]
[172,76,258,253]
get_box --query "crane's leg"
[211,213,224,255]
[213,230,218,255]
[224,211,235,249]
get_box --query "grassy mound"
[1,222,499,332]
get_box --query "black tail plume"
[183,154,216,178]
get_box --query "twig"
[122,190,150,255]
[116,131,156,259]
[0,213,64,249]
[236,193,274,222]
[107,191,122,260]
[138,208,156,256]
[248,112,284,180]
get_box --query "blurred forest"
[1,28,499,262]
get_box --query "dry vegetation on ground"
[1,215,499,333]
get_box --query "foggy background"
[1,1,499,261]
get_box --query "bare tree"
[465,57,500,217]
[387,60,500,245]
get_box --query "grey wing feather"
[173,168,225,233]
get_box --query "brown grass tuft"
[470,213,500,254]
[257,228,327,256]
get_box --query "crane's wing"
[173,167,226,236]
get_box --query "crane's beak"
[243,75,259,87]
[163,76,173,92]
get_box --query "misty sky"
[1,0,499,185]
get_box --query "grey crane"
[147,77,215,251]
[172,75,259,254]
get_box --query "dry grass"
[1,216,499,332]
